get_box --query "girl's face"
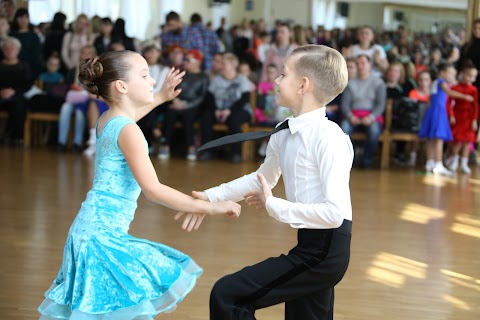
[387,65,401,83]
[443,67,457,84]
[125,54,156,106]
[461,68,478,85]
[417,72,431,90]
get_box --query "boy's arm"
[264,134,354,229]
[205,131,283,202]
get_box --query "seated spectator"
[408,70,431,103]
[326,57,357,124]
[61,14,94,71]
[111,18,136,51]
[0,15,10,60]
[351,25,389,77]
[57,45,96,153]
[255,63,291,157]
[0,36,32,144]
[238,60,257,91]
[82,97,108,156]
[28,54,67,116]
[166,44,185,69]
[199,52,252,163]
[158,49,209,161]
[9,8,42,78]
[384,61,405,100]
[93,17,113,55]
[341,54,386,168]
[137,42,170,151]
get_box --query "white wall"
[346,2,384,31]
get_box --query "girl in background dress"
[446,63,479,174]
[418,63,474,175]
[38,50,240,320]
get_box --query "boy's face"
[275,56,301,109]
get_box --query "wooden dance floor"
[1,147,479,319]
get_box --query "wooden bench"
[0,110,8,139]
[349,99,419,169]
[23,112,59,147]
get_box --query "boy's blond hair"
[290,45,348,104]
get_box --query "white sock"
[460,157,469,167]
[410,152,416,162]
[434,161,445,169]
[426,159,435,171]
[88,128,96,144]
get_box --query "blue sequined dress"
[38,116,203,319]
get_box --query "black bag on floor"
[391,97,427,133]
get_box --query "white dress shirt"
[205,107,354,229]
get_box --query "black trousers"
[201,108,251,156]
[163,107,197,148]
[210,220,352,320]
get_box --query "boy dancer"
[191,45,353,319]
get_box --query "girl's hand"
[472,120,478,132]
[465,95,474,102]
[158,68,185,103]
[244,173,272,209]
[174,212,206,231]
[450,116,456,125]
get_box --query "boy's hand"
[192,191,240,218]
[174,212,206,231]
[465,95,474,102]
[244,173,272,209]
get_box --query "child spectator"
[446,63,479,174]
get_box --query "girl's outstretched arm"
[135,68,186,122]
[118,123,241,217]
[440,82,473,101]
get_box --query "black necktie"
[198,120,290,152]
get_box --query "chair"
[23,111,60,147]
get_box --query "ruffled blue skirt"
[38,219,202,319]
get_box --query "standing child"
[418,63,474,175]
[446,63,478,174]
[38,50,241,320]
[190,45,353,319]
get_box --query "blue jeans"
[341,119,382,168]
[57,102,86,146]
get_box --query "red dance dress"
[447,83,479,142]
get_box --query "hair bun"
[78,57,103,96]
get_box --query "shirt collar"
[283,107,327,134]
